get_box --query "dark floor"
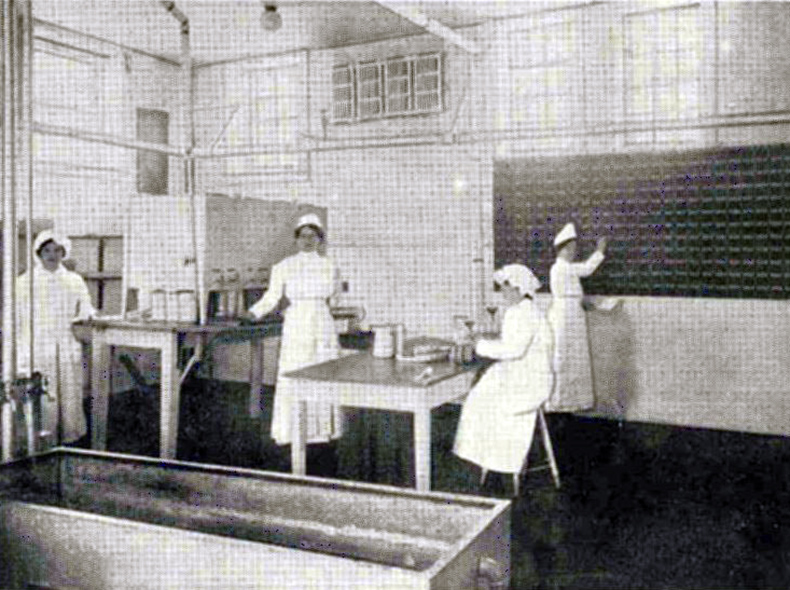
[94,378,790,589]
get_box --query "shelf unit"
[68,235,123,314]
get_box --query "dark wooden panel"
[136,108,169,196]
[494,144,790,298]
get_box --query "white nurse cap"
[493,264,541,297]
[553,223,577,248]
[295,213,323,232]
[34,229,72,260]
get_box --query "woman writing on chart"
[16,230,97,446]
[453,264,554,489]
[242,213,342,445]
[546,222,607,412]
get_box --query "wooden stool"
[480,405,561,496]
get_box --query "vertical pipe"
[24,0,32,373]
[22,0,34,455]
[2,0,18,462]
[161,1,200,324]
[183,26,202,325]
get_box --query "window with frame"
[508,19,584,131]
[33,37,122,175]
[221,58,305,175]
[34,38,105,133]
[331,52,443,122]
[331,65,354,121]
[623,5,704,144]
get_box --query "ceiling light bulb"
[261,4,282,32]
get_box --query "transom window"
[332,53,443,122]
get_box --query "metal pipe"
[2,0,18,462]
[183,21,202,325]
[161,0,202,325]
[23,0,33,382]
[33,17,180,66]
[33,121,182,156]
[22,0,34,456]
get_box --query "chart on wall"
[494,144,790,298]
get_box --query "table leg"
[24,398,35,456]
[91,333,111,451]
[249,337,264,417]
[291,399,307,476]
[414,409,432,492]
[1,402,13,462]
[160,334,180,459]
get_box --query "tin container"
[371,324,396,358]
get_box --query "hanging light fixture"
[261,3,282,32]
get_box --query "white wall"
[193,31,496,338]
[585,297,790,436]
[24,3,790,436]
[31,24,182,237]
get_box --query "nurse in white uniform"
[453,264,554,478]
[16,230,97,445]
[546,223,607,412]
[244,213,342,445]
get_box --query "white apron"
[453,299,554,474]
[546,251,604,412]
[249,251,341,445]
[16,264,96,444]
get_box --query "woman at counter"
[16,229,97,446]
[546,223,607,412]
[242,213,342,445]
[453,264,554,487]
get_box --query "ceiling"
[32,0,579,64]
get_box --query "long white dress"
[546,251,604,412]
[16,263,96,443]
[249,251,341,445]
[453,298,554,474]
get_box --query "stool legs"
[538,408,561,489]
[479,407,561,496]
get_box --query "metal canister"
[371,324,395,358]
[395,324,405,357]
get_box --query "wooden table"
[85,317,281,459]
[284,352,477,491]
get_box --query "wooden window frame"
[331,52,443,123]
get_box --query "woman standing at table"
[453,264,554,480]
[16,230,96,445]
[243,213,342,445]
[547,222,607,412]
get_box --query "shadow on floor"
[98,378,790,590]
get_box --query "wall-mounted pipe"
[22,0,35,455]
[160,0,202,325]
[160,0,188,35]
[33,121,182,156]
[2,0,19,462]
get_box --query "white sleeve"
[249,262,285,319]
[72,274,97,320]
[549,263,564,296]
[572,251,605,278]
[475,306,536,361]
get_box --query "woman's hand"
[596,237,608,253]
[237,311,259,325]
